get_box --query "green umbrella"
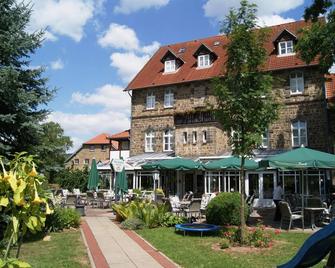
[115,168,128,196]
[87,159,99,190]
[142,157,203,171]
[204,156,258,170]
[259,147,335,170]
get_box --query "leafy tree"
[37,122,72,182]
[296,0,335,72]
[0,0,54,157]
[213,0,279,242]
[56,167,89,192]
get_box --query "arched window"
[145,131,155,152]
[163,129,173,151]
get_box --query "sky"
[26,0,316,152]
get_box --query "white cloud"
[110,52,150,83]
[203,0,303,24]
[50,59,64,70]
[27,0,100,42]
[141,41,160,54]
[329,64,335,74]
[257,15,295,27]
[114,0,169,14]
[98,23,140,50]
[71,84,130,110]
[48,110,130,150]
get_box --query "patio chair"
[73,188,80,195]
[279,201,304,231]
[86,191,98,208]
[65,194,77,208]
[97,191,109,208]
[169,195,181,215]
[200,193,215,216]
[184,198,202,220]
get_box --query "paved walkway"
[85,216,164,268]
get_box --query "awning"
[141,157,203,171]
[204,156,258,170]
[259,147,335,170]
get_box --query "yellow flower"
[32,182,43,204]
[29,163,38,177]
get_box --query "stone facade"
[130,66,333,156]
[66,144,110,170]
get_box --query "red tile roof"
[126,20,320,91]
[326,74,335,101]
[84,133,119,149]
[110,129,130,140]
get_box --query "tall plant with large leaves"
[0,0,54,157]
[0,153,53,267]
[213,0,279,242]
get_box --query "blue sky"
[27,0,314,151]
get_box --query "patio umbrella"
[259,146,335,228]
[141,157,203,171]
[115,168,128,197]
[204,156,258,170]
[87,159,99,190]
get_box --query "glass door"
[248,174,259,198]
[263,173,274,199]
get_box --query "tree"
[37,122,73,182]
[213,0,279,242]
[0,0,54,157]
[296,0,335,72]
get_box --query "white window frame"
[198,54,210,68]
[84,159,90,165]
[291,121,308,147]
[192,131,197,144]
[290,71,304,95]
[278,40,294,56]
[146,92,155,110]
[164,60,176,73]
[74,159,79,165]
[182,132,188,144]
[202,130,207,144]
[164,89,174,108]
[145,131,155,152]
[163,129,173,152]
[261,129,269,148]
[89,145,95,152]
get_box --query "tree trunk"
[239,155,247,244]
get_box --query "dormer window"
[164,60,176,73]
[279,40,294,55]
[198,54,210,68]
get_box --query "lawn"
[137,227,326,268]
[11,229,90,268]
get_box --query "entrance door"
[263,173,274,199]
[248,174,259,198]
[184,173,194,196]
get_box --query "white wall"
[110,150,129,160]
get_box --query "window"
[198,54,210,68]
[290,71,304,94]
[202,130,207,144]
[84,159,89,165]
[278,40,294,55]
[89,145,95,151]
[145,131,155,152]
[292,121,307,147]
[101,145,106,151]
[192,131,197,144]
[146,92,155,110]
[164,60,176,73]
[74,159,79,165]
[163,129,173,151]
[164,89,174,108]
[261,129,269,148]
[182,132,188,144]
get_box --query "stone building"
[65,133,118,170]
[123,20,334,202]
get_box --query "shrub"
[120,218,145,230]
[206,192,248,226]
[45,207,81,232]
[55,167,89,192]
[220,238,230,249]
[160,213,186,227]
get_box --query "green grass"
[137,228,327,268]
[11,229,90,268]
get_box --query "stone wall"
[130,66,332,156]
[65,144,110,170]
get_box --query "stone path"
[84,216,165,268]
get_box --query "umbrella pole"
[301,169,304,230]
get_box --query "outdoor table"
[179,201,191,208]
[304,207,325,230]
